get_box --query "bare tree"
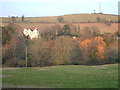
[22,15,25,22]
[57,16,64,23]
[11,16,16,22]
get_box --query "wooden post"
[26,46,28,67]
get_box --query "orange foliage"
[94,36,106,47]
[80,39,92,49]
[96,44,105,59]
[80,39,92,63]
[94,36,106,60]
[80,36,106,62]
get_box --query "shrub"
[2,26,14,46]
[71,61,80,65]
[4,58,19,67]
[18,60,26,67]
[105,21,112,26]
[105,40,118,64]
[91,26,100,36]
[63,25,71,36]
[96,17,101,22]
[81,26,93,40]
[57,16,64,23]
[114,31,120,37]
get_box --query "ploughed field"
[2,64,119,88]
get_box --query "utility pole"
[25,46,28,67]
[25,39,28,67]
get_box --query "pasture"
[1,22,118,34]
[1,13,119,34]
[2,64,119,88]
[1,14,118,23]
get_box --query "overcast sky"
[0,0,119,17]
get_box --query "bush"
[105,21,112,26]
[18,60,26,67]
[57,16,64,23]
[63,25,71,36]
[105,41,118,64]
[96,17,101,22]
[81,26,93,40]
[2,26,14,46]
[4,58,19,67]
[91,26,100,36]
[71,61,80,65]
[114,31,120,37]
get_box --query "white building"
[23,28,40,39]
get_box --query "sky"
[0,0,120,17]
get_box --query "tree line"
[2,23,119,67]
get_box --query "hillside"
[1,14,118,23]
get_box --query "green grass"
[2,64,119,88]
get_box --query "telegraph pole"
[25,45,28,67]
[25,39,28,67]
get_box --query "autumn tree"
[52,36,81,65]
[11,16,16,22]
[81,26,93,41]
[105,40,119,63]
[96,17,101,22]
[63,25,71,36]
[80,39,92,64]
[80,36,106,64]
[49,24,63,40]
[93,36,106,63]
[115,31,120,36]
[28,39,53,67]
[22,15,25,22]
[69,24,80,37]
[102,33,114,46]
[2,37,25,67]
[77,25,81,37]
[2,26,14,46]
[91,26,100,36]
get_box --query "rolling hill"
[0,13,119,34]
[1,13,118,23]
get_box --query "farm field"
[2,64,119,88]
[1,22,118,34]
[1,13,119,34]
[1,14,118,23]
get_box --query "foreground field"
[2,64,119,88]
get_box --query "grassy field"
[2,64,119,88]
[1,22,118,34]
[1,14,118,34]
[1,14,118,23]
